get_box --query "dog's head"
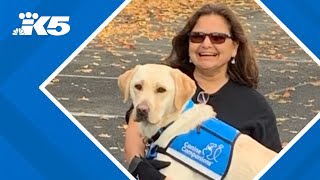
[118,64,196,125]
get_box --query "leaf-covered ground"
[95,0,307,62]
[98,0,258,48]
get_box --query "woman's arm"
[250,94,282,153]
[124,116,145,163]
[124,106,172,180]
[126,118,173,180]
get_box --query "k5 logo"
[12,12,70,36]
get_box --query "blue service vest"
[146,100,240,180]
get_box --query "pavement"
[46,3,320,169]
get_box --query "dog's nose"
[136,103,149,122]
[137,104,149,114]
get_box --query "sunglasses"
[188,32,232,44]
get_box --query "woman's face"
[189,14,238,73]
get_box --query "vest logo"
[202,143,224,162]
[12,12,70,36]
[182,142,224,166]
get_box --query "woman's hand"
[125,107,172,180]
[124,117,146,162]
[128,156,171,180]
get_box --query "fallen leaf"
[267,93,281,100]
[269,49,276,54]
[51,78,60,83]
[93,55,101,59]
[111,63,122,67]
[282,90,291,98]
[277,117,289,122]
[120,59,132,63]
[57,97,70,101]
[310,80,320,86]
[76,69,93,73]
[81,69,92,73]
[98,133,111,138]
[287,87,296,91]
[94,44,105,48]
[289,131,298,134]
[277,99,291,104]
[78,96,90,101]
[274,53,284,59]
[100,116,109,120]
[112,52,122,57]
[304,104,313,107]
[123,44,135,49]
[117,124,128,130]
[286,63,298,67]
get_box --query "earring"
[231,58,236,64]
[189,57,193,63]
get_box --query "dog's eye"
[135,84,142,90]
[157,87,166,93]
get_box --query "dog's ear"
[118,65,140,102]
[170,68,196,111]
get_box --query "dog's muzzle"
[135,103,149,122]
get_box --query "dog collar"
[144,99,195,146]
[143,121,174,146]
[145,100,195,159]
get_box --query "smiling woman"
[188,14,239,86]
[124,3,282,180]
[164,3,281,151]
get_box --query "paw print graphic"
[13,12,39,35]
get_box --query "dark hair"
[164,4,259,88]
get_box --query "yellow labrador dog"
[118,64,277,180]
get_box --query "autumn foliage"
[97,0,260,49]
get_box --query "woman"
[126,3,282,179]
